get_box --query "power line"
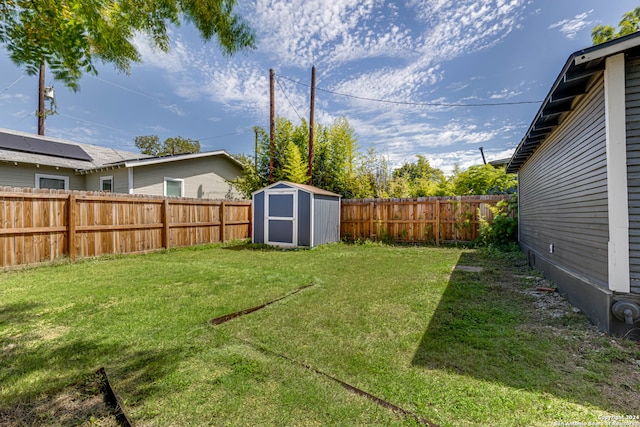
[57,112,134,135]
[91,75,164,104]
[197,128,254,141]
[276,74,542,107]
[1,75,25,96]
[275,76,305,122]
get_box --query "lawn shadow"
[0,301,182,423]
[221,242,277,251]
[411,251,636,413]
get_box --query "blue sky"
[0,0,637,174]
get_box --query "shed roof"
[254,181,341,198]
[506,32,640,174]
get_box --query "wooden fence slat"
[162,199,170,249]
[220,201,226,243]
[68,195,76,262]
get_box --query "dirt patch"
[0,372,118,427]
[513,274,640,413]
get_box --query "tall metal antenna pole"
[269,69,275,184]
[308,66,316,185]
[479,146,487,165]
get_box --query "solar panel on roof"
[0,133,93,161]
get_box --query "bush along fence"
[340,195,511,245]
[0,187,251,268]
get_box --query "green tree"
[228,153,265,199]
[451,164,517,196]
[135,135,200,156]
[311,117,360,196]
[389,155,449,197]
[592,6,640,45]
[230,116,366,198]
[0,0,256,90]
[350,147,389,199]
[282,140,308,183]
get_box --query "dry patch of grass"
[0,372,117,427]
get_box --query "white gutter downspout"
[605,53,630,293]
[128,168,134,194]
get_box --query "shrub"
[479,194,518,248]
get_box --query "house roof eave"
[506,31,640,174]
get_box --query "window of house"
[164,177,184,197]
[100,176,113,192]
[35,173,69,190]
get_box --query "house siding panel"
[0,164,85,190]
[626,56,640,294]
[519,73,609,287]
[84,169,129,193]
[132,157,242,199]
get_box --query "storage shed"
[252,181,341,247]
[507,32,640,338]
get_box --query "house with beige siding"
[0,128,244,199]
[507,32,640,338]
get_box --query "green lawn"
[1,242,638,426]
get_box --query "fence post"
[369,201,374,240]
[68,194,76,262]
[162,199,170,249]
[435,199,440,246]
[220,201,226,242]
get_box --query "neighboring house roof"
[0,127,242,173]
[0,127,148,170]
[79,150,244,174]
[488,158,510,168]
[254,181,341,198]
[507,31,640,174]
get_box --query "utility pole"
[308,65,316,185]
[38,63,45,135]
[269,68,275,184]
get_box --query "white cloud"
[251,0,384,66]
[124,0,529,174]
[548,10,594,39]
[488,88,523,99]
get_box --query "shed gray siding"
[313,195,340,246]
[519,73,609,287]
[298,191,311,247]
[253,191,265,244]
[626,56,640,294]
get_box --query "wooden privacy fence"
[340,195,510,244]
[0,187,251,268]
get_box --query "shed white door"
[265,190,297,246]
